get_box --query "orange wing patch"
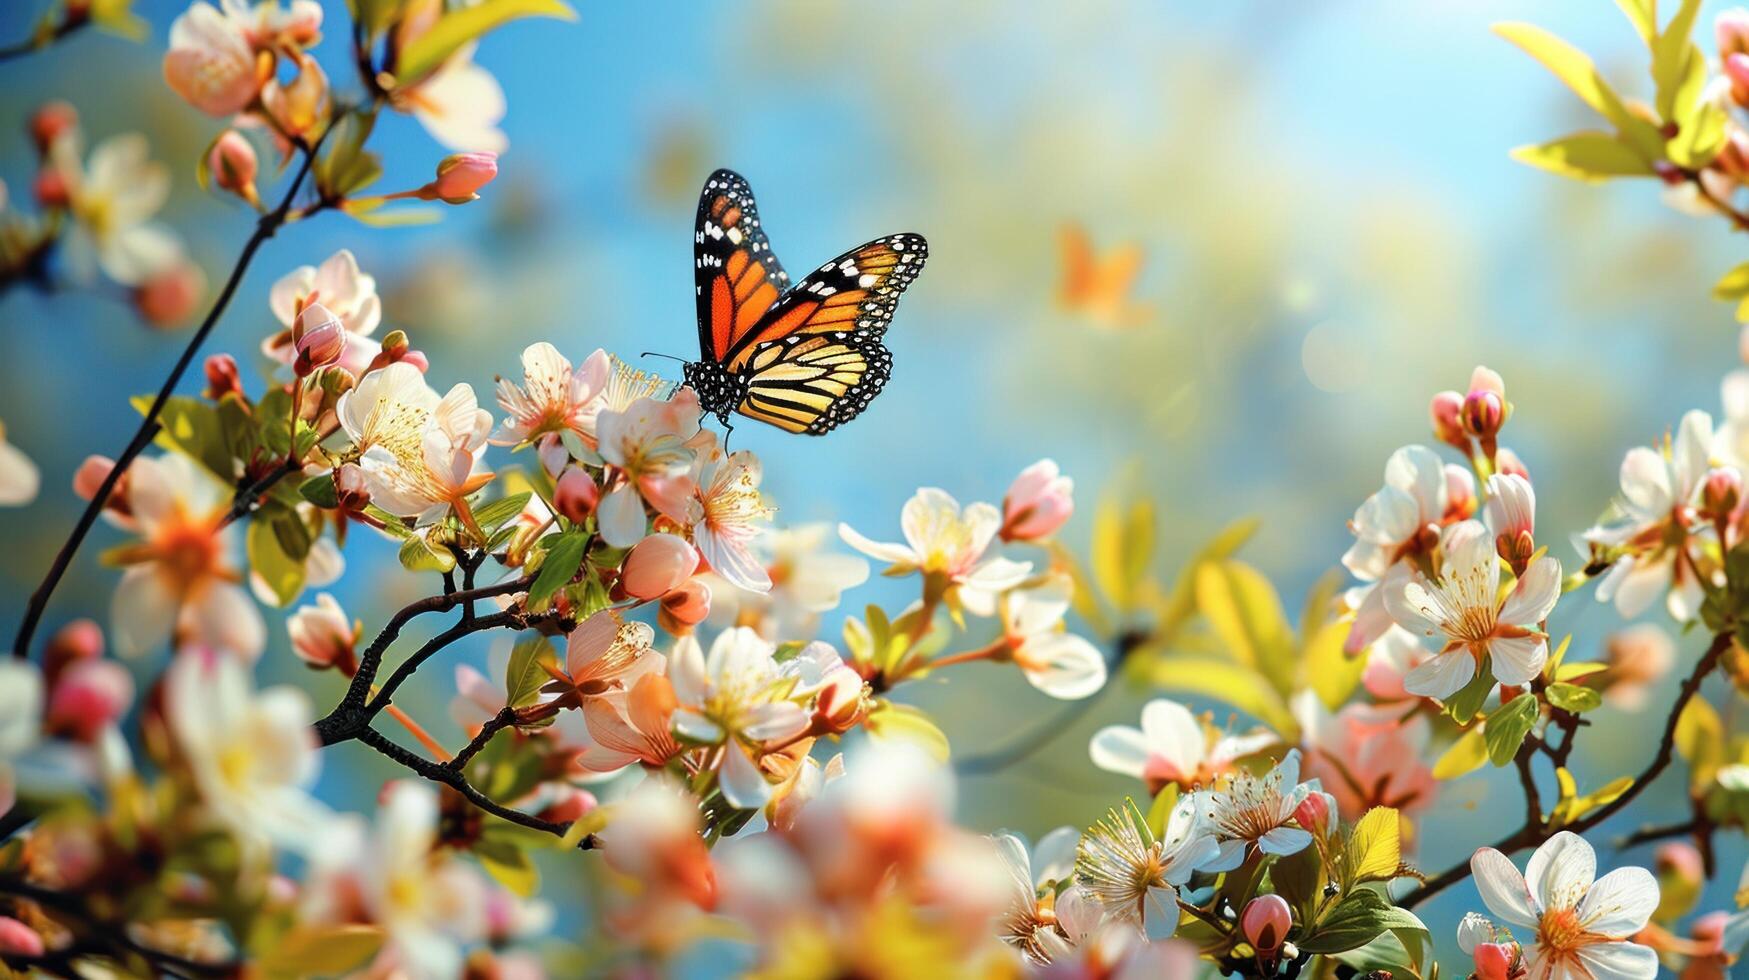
[725,234,926,371]
[1058,222,1153,330]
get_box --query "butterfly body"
[687,169,926,435]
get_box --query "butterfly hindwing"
[723,234,927,372]
[694,169,789,362]
[735,331,893,435]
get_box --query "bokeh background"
[3,0,1747,972]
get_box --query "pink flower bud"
[1429,390,1467,450]
[1241,894,1291,957]
[33,165,69,209]
[47,659,134,743]
[1001,459,1074,542]
[1690,910,1729,953]
[43,618,103,687]
[133,260,206,329]
[428,152,498,204]
[367,329,428,373]
[287,593,358,672]
[1293,792,1331,838]
[536,787,598,824]
[1463,390,1505,440]
[1472,942,1516,980]
[1495,447,1530,481]
[659,577,711,628]
[0,916,43,958]
[29,101,77,155]
[554,466,600,524]
[293,302,347,377]
[1657,841,1705,888]
[1704,466,1743,517]
[620,533,700,600]
[72,455,115,501]
[207,130,259,206]
[204,353,243,401]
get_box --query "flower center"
[1536,907,1599,959]
[151,515,224,592]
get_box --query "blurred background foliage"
[5,0,1749,971]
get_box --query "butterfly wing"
[722,233,927,372]
[694,169,789,362]
[734,331,894,435]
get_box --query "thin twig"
[0,15,87,62]
[449,705,518,771]
[11,142,327,659]
[1400,631,1730,909]
[352,726,597,849]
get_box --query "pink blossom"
[1000,458,1074,542]
[553,466,599,523]
[621,532,699,600]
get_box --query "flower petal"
[1471,846,1540,929]
[1576,866,1659,938]
[1524,831,1595,913]
[1087,724,1149,778]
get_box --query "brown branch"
[449,705,517,772]
[1400,631,1730,909]
[352,726,597,849]
[11,140,329,660]
[0,13,88,62]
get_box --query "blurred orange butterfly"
[1057,222,1153,330]
[684,169,928,435]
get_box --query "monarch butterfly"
[682,169,927,435]
[1057,222,1153,330]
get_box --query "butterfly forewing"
[689,169,925,435]
[694,169,789,362]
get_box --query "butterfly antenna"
[640,351,689,364]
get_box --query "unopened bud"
[1729,53,1749,107]
[207,130,259,207]
[1497,529,1536,569]
[1241,894,1292,958]
[29,101,77,155]
[426,152,497,204]
[1704,467,1742,518]
[43,618,103,688]
[1429,390,1467,450]
[367,329,429,373]
[1293,792,1331,838]
[204,354,243,401]
[47,659,134,743]
[621,533,700,600]
[1472,942,1516,980]
[34,166,69,208]
[553,466,599,524]
[133,260,206,329]
[72,455,124,508]
[293,302,347,377]
[535,787,598,824]
[0,916,44,958]
[1462,389,1505,440]
[658,577,711,632]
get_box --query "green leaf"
[473,492,532,535]
[1669,98,1729,170]
[1676,696,1725,792]
[1155,516,1259,637]
[1300,889,1427,955]
[474,837,539,897]
[395,0,578,84]
[256,924,384,980]
[528,532,588,607]
[1432,725,1491,780]
[1493,22,1665,159]
[1444,657,1496,725]
[315,109,381,199]
[1509,132,1657,181]
[1715,261,1749,301]
[1194,560,1296,696]
[398,534,457,573]
[1345,807,1402,884]
[1304,618,1367,710]
[299,473,339,509]
[1546,682,1603,713]
[1485,693,1541,767]
[504,635,555,709]
[863,700,949,761]
[1269,840,1324,921]
[1091,494,1155,612]
[247,517,306,607]
[134,395,235,481]
[1653,0,1704,120]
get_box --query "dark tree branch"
[1400,631,1730,909]
[449,706,518,772]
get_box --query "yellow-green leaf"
[1143,655,1293,735]
[1614,0,1656,43]
[1509,132,1657,182]
[1714,261,1749,301]
[395,0,577,84]
[1346,806,1402,883]
[864,700,950,761]
[1669,99,1729,170]
[1091,494,1156,612]
[1303,619,1366,710]
[1485,693,1541,767]
[248,518,306,607]
[257,924,384,980]
[475,838,539,897]
[1195,560,1295,695]
[1675,696,1725,792]
[1653,0,1705,119]
[1431,725,1490,780]
[1494,22,1664,159]
[1154,516,1259,639]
